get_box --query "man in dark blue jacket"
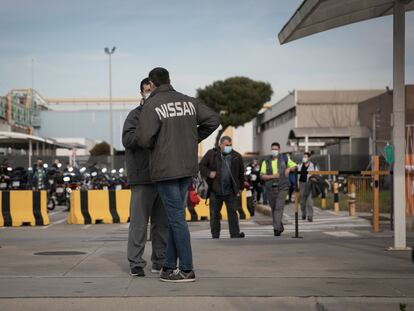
[122,78,168,277]
[199,136,245,239]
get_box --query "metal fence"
[1,155,127,171]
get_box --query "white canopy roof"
[278,0,414,44]
[0,131,85,149]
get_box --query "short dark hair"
[271,142,280,149]
[304,152,311,157]
[140,78,150,92]
[148,67,170,87]
[220,136,232,144]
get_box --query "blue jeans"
[157,177,193,271]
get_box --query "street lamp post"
[104,46,116,168]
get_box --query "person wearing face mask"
[298,152,318,222]
[260,142,297,236]
[122,77,168,277]
[199,136,245,239]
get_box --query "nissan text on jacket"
[135,84,220,182]
[122,105,153,186]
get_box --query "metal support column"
[304,136,309,152]
[392,0,406,249]
[28,139,33,168]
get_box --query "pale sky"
[0,0,413,103]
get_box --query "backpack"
[195,172,209,199]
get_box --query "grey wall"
[254,93,296,155]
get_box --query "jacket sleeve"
[199,150,212,178]
[122,110,139,150]
[135,103,161,149]
[238,154,245,190]
[196,101,221,142]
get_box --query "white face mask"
[271,150,279,157]
[143,92,151,100]
[302,157,309,163]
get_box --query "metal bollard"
[333,182,340,212]
[348,183,356,216]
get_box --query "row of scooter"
[0,162,128,211]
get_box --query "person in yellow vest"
[260,142,297,236]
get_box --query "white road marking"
[48,211,62,216]
[41,218,67,229]
[324,231,359,237]
[83,225,92,229]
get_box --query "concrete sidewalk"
[0,205,413,310]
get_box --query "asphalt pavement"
[0,203,413,311]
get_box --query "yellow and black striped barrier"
[0,190,49,227]
[67,190,130,224]
[67,189,250,225]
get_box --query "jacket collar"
[148,84,175,99]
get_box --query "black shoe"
[160,267,175,279]
[130,267,145,277]
[160,269,196,283]
[274,230,282,236]
[302,215,306,220]
[307,217,313,222]
[231,232,245,238]
[212,235,220,239]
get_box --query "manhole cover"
[33,251,87,256]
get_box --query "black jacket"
[136,84,220,182]
[199,148,245,196]
[122,105,152,185]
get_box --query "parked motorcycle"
[62,167,82,211]
[0,166,12,190]
[9,167,29,190]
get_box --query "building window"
[259,108,296,132]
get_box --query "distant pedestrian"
[286,153,297,204]
[260,142,297,236]
[136,67,220,283]
[122,77,168,277]
[250,159,262,204]
[199,136,245,239]
[31,159,47,190]
[298,152,318,222]
[186,179,199,221]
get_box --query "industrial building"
[254,86,414,157]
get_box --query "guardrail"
[292,156,390,237]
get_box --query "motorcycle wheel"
[47,198,56,211]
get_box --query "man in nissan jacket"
[136,67,220,283]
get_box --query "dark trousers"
[127,185,168,270]
[267,187,288,232]
[209,192,241,238]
